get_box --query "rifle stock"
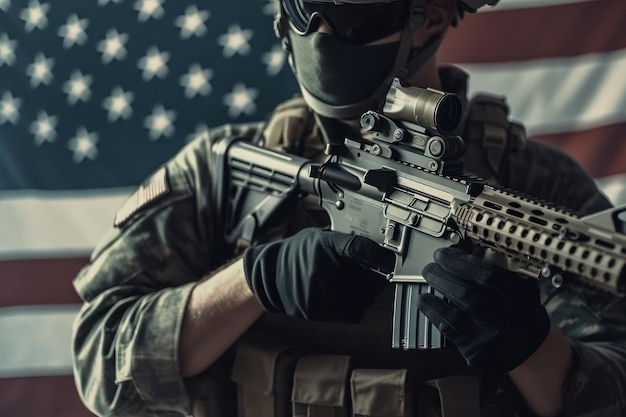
[216,78,626,350]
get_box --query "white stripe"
[483,0,598,12]
[0,305,79,378]
[597,174,626,207]
[0,188,132,260]
[459,48,626,136]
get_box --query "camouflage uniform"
[71,67,626,417]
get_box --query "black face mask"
[289,30,399,108]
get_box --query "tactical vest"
[260,92,526,182]
[212,94,528,417]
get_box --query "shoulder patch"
[114,167,169,228]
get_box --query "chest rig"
[461,93,526,185]
[261,92,526,182]
[221,94,527,417]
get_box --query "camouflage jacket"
[71,68,626,417]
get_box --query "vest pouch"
[292,354,353,417]
[418,375,481,417]
[350,369,413,417]
[231,332,303,417]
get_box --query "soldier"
[71,0,626,416]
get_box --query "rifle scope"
[383,78,463,136]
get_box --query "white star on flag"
[30,110,58,146]
[262,45,286,76]
[0,33,17,66]
[134,0,165,22]
[263,0,279,16]
[0,91,21,124]
[68,127,99,163]
[180,64,212,98]
[97,29,129,64]
[63,70,93,105]
[26,52,54,88]
[218,24,253,58]
[19,0,50,32]
[103,86,134,122]
[138,46,170,81]
[175,5,209,39]
[0,0,10,12]
[144,105,176,140]
[223,83,258,118]
[58,14,89,49]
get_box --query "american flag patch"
[114,166,169,228]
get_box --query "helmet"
[275,0,499,119]
[455,0,499,25]
[456,0,500,13]
[457,0,499,13]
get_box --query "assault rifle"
[215,77,626,350]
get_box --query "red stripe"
[0,257,88,307]
[0,375,95,417]
[535,121,626,179]
[440,0,626,64]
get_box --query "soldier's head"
[275,0,498,120]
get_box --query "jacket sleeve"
[70,127,245,416]
[542,274,626,416]
[561,340,626,416]
[507,139,625,416]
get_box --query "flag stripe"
[0,305,78,378]
[458,48,626,136]
[596,174,626,207]
[0,188,130,260]
[0,258,86,308]
[442,0,624,64]
[534,121,626,179]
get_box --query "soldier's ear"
[412,0,456,47]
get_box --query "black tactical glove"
[417,247,551,374]
[243,227,395,322]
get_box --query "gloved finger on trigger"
[344,235,395,274]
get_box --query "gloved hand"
[417,246,550,374]
[243,227,395,322]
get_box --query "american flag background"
[1,0,625,415]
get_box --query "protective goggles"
[282,0,411,45]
